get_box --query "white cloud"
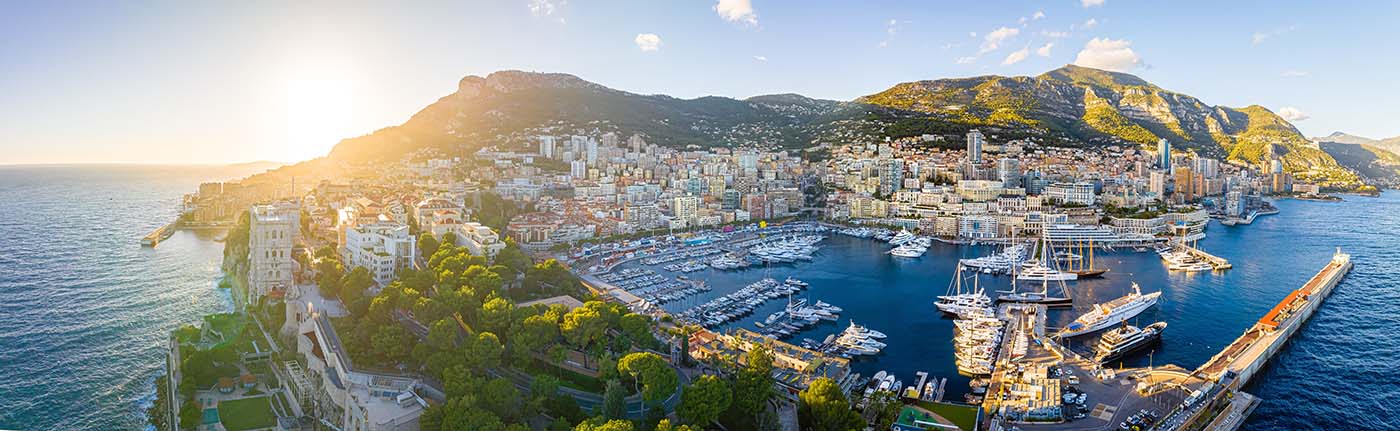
[528,0,562,16]
[1083,18,1098,28]
[634,33,662,51]
[1281,70,1309,77]
[879,19,900,48]
[1036,42,1055,57]
[1073,38,1141,72]
[980,27,1020,53]
[955,56,977,65]
[1003,47,1031,65]
[714,0,758,25]
[1082,0,1105,7]
[1019,16,1028,25]
[969,31,978,38]
[1278,107,1310,122]
[753,55,767,62]
[1041,30,1071,38]
[1252,25,1298,45]
[1033,10,1046,20]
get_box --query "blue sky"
[3,0,1398,164]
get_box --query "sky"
[3,0,1399,164]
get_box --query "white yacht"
[1057,283,1162,338]
[846,320,888,339]
[1016,261,1078,281]
[888,229,917,246]
[890,243,927,258]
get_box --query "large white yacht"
[1057,283,1162,338]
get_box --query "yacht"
[1057,283,1162,338]
[1017,262,1078,281]
[1094,321,1167,364]
[888,230,917,246]
[890,243,928,258]
[784,277,810,288]
[847,320,888,339]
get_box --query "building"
[1174,167,1196,202]
[966,129,985,164]
[689,329,858,403]
[413,197,464,238]
[295,311,426,431]
[1044,182,1096,206]
[249,202,299,303]
[538,135,555,158]
[880,159,904,195]
[672,195,700,224]
[570,160,587,179]
[1157,138,1172,171]
[342,223,415,288]
[453,222,506,257]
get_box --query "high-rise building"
[585,137,598,163]
[249,202,299,303]
[1157,139,1172,171]
[1149,171,1167,200]
[570,135,588,156]
[672,195,700,223]
[600,132,618,149]
[879,159,904,195]
[1270,158,1284,174]
[1174,167,1195,201]
[570,160,587,179]
[629,134,646,154]
[538,136,555,158]
[996,158,1021,188]
[966,129,985,164]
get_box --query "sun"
[280,72,356,162]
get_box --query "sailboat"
[1066,239,1109,278]
[998,233,1073,307]
[936,264,992,317]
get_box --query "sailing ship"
[998,233,1073,306]
[1062,239,1109,278]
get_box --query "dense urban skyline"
[3,1,1398,165]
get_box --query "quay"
[1156,249,1351,431]
[140,221,177,247]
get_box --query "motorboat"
[1057,283,1162,338]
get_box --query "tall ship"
[1061,239,1109,278]
[1093,321,1167,364]
[936,264,993,317]
[1016,236,1077,281]
[1057,283,1161,338]
[999,236,1073,306]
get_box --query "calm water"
[0,165,269,430]
[628,192,1400,430]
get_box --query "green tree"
[370,324,411,363]
[677,375,732,426]
[479,377,523,420]
[654,419,699,431]
[419,232,441,259]
[866,390,902,430]
[617,352,678,405]
[480,296,514,336]
[466,332,504,371]
[796,377,863,431]
[339,266,375,304]
[733,346,775,416]
[493,240,533,275]
[618,313,654,348]
[561,306,608,350]
[602,379,627,420]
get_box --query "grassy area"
[218,396,278,431]
[915,401,979,431]
[522,358,611,393]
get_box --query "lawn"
[218,396,277,431]
[915,401,979,431]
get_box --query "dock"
[1180,243,1231,270]
[1163,249,1352,430]
[140,222,177,247]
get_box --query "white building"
[413,197,464,238]
[570,160,587,179]
[249,202,299,303]
[1045,182,1096,206]
[672,195,700,224]
[341,223,415,288]
[538,135,556,158]
[453,222,506,257]
[295,311,426,431]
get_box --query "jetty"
[140,222,177,247]
[1160,249,1352,430]
[1179,243,1232,270]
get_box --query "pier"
[1179,244,1231,270]
[140,222,176,247]
[1162,249,1351,430]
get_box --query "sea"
[0,165,273,430]
[626,193,1400,430]
[0,165,1397,430]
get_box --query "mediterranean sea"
[623,192,1400,430]
[0,165,270,430]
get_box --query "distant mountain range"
[1311,132,1400,181]
[296,65,1376,187]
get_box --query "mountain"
[1310,132,1400,181]
[309,66,1365,188]
[858,64,1360,186]
[325,71,888,163]
[1312,131,1400,153]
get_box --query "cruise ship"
[1093,321,1167,364]
[1057,283,1162,338]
